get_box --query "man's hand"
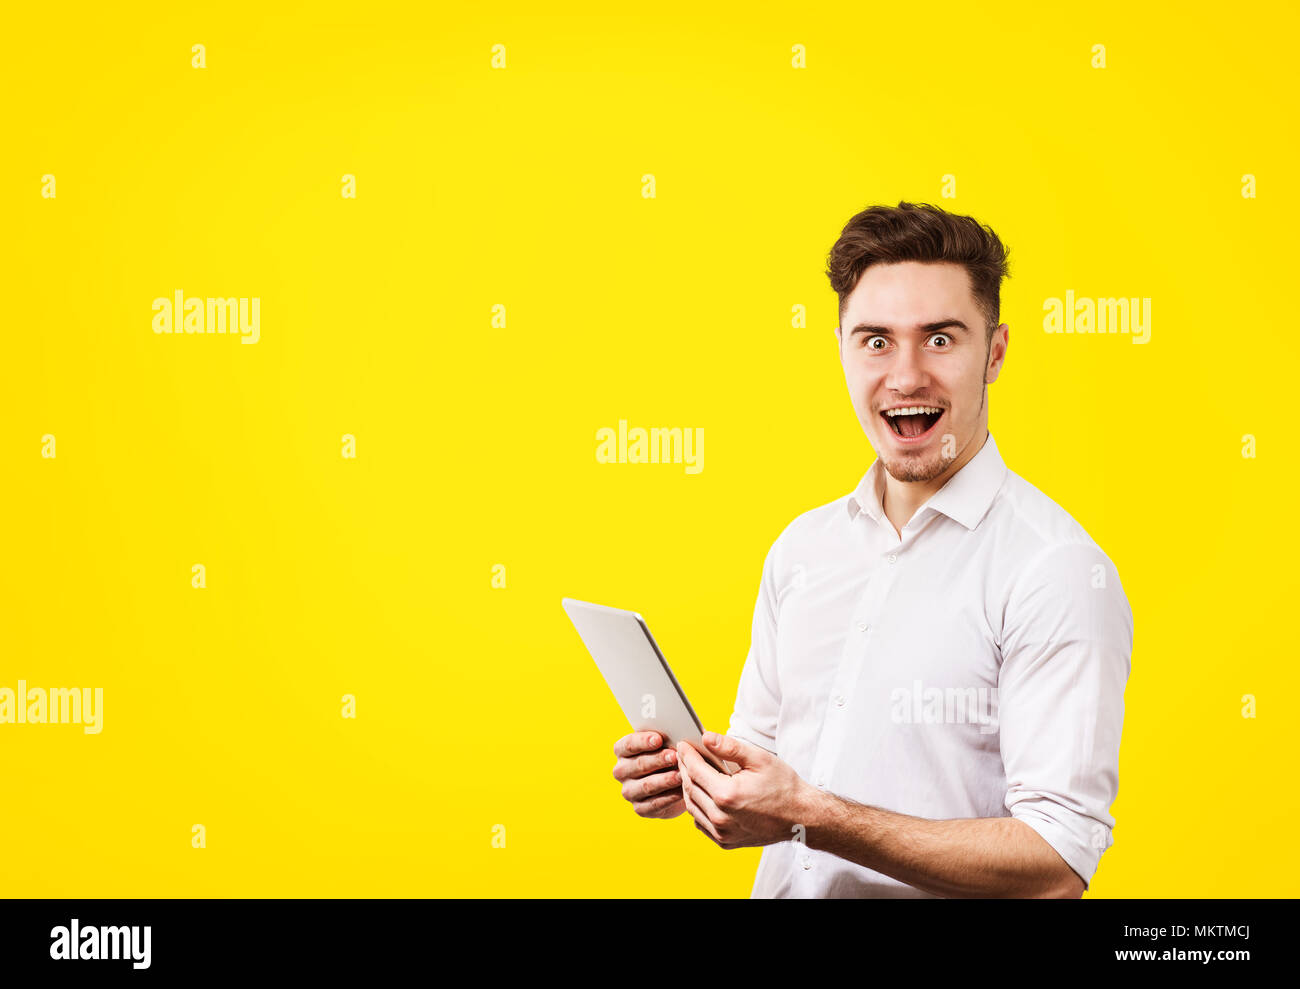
[612,731,684,819]
[676,731,819,849]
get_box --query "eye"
[863,336,887,350]
[930,333,952,347]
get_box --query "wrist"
[792,781,836,844]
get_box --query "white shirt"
[728,432,1133,897]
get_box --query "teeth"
[884,406,942,417]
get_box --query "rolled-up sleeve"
[997,540,1134,889]
[728,538,783,755]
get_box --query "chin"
[883,456,951,484]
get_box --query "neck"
[881,429,988,537]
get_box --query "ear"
[985,323,1009,383]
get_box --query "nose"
[884,340,931,396]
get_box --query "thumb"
[701,731,764,770]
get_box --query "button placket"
[807,554,901,805]
[815,552,903,799]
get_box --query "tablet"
[562,597,734,775]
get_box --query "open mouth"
[881,406,944,441]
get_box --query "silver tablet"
[562,597,733,775]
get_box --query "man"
[611,202,1133,897]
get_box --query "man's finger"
[681,758,733,831]
[612,747,677,783]
[622,767,681,802]
[692,814,724,846]
[676,741,724,799]
[613,731,664,759]
[681,778,721,842]
[681,753,733,831]
[701,731,762,770]
[633,788,684,819]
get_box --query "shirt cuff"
[726,718,777,756]
[1010,797,1107,891]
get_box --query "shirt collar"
[846,432,1007,532]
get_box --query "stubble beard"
[879,378,987,485]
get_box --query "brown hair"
[825,201,1010,343]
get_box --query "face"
[835,262,1008,484]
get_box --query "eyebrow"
[847,319,971,337]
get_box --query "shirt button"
[801,854,813,870]
[856,622,868,633]
[887,553,898,564]
[816,775,826,788]
[833,693,845,707]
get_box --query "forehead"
[843,262,977,324]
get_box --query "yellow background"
[2,1,1295,897]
